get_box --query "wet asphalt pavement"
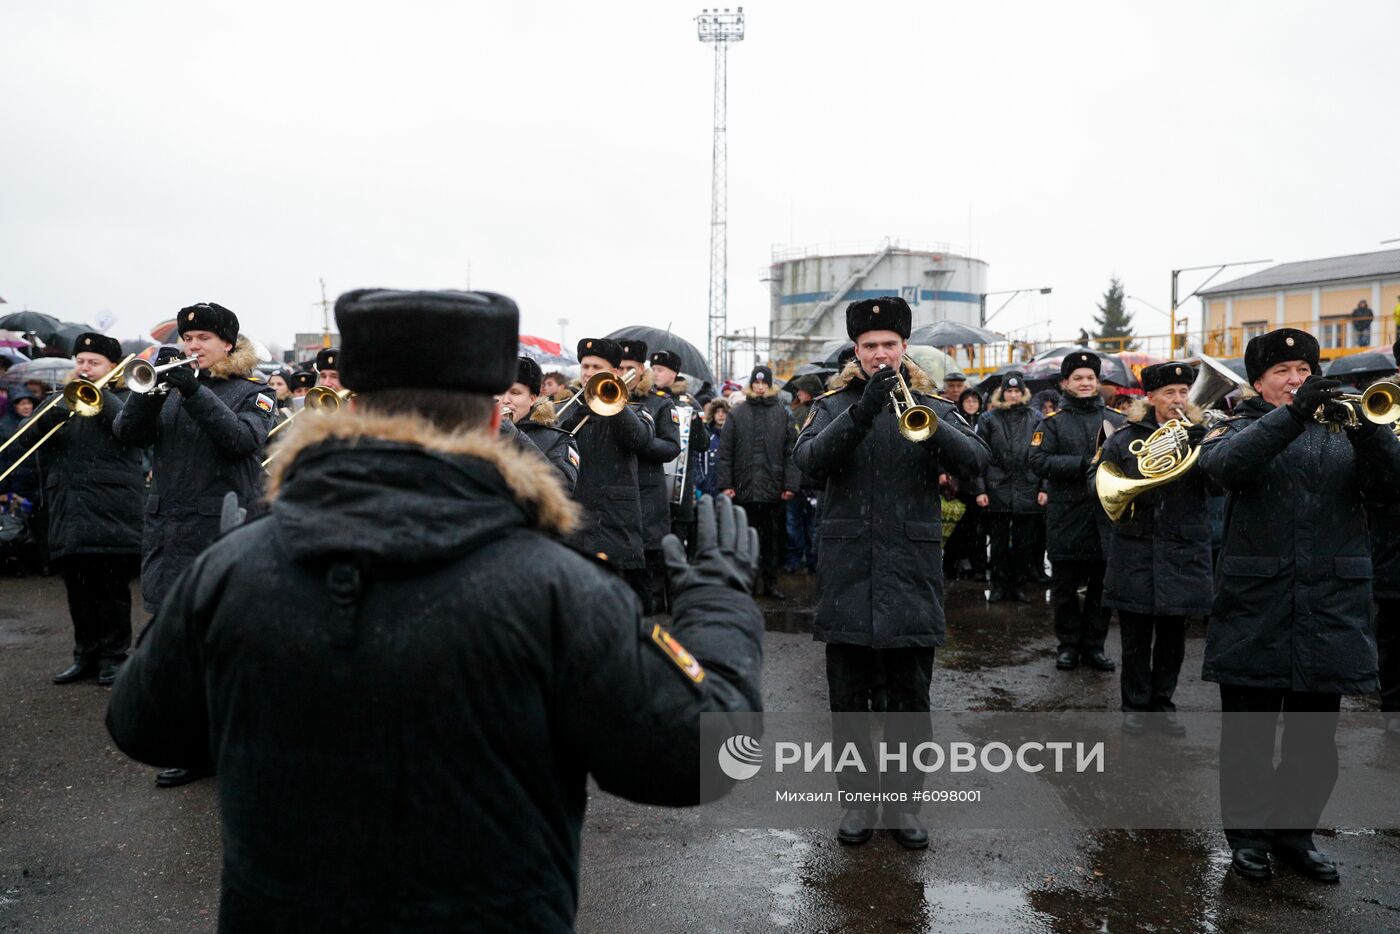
[3,572,1398,932]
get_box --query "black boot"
[53,662,98,685]
[1275,847,1340,884]
[1085,650,1116,672]
[1121,712,1146,735]
[891,813,929,850]
[837,808,875,845]
[1231,847,1272,881]
[155,767,213,788]
[1055,650,1079,670]
[97,661,124,686]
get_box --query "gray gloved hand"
[1286,375,1342,421]
[163,361,199,397]
[851,366,902,429]
[662,494,760,595]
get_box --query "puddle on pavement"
[938,583,1056,673]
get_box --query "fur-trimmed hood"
[207,336,259,380]
[988,386,1030,411]
[265,410,579,561]
[827,359,936,394]
[1124,398,1205,425]
[744,382,782,402]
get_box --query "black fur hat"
[846,296,911,341]
[751,365,773,385]
[289,370,316,390]
[516,356,543,395]
[1060,350,1101,380]
[1245,327,1319,384]
[73,331,122,364]
[650,349,683,372]
[1003,371,1026,391]
[1141,361,1196,392]
[618,339,648,363]
[335,289,519,394]
[577,338,622,367]
[177,303,240,345]
[315,348,339,372]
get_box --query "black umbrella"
[603,326,713,387]
[814,339,852,368]
[46,323,99,356]
[0,310,62,341]
[1326,351,1396,379]
[1023,347,1135,387]
[908,321,1003,347]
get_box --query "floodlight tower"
[696,7,744,375]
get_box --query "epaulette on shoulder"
[1044,409,1060,417]
[246,374,266,383]
[652,389,667,397]
[817,387,844,399]
[1108,406,1124,415]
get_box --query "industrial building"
[766,240,988,368]
[1198,249,1400,359]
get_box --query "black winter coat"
[28,386,143,558]
[661,387,710,522]
[106,412,764,933]
[517,407,580,497]
[634,383,682,549]
[1029,392,1126,561]
[971,398,1043,513]
[1099,408,1214,617]
[0,387,44,502]
[793,363,989,648]
[113,340,273,613]
[1198,397,1400,693]
[717,389,798,504]
[1367,500,1400,602]
[556,400,654,570]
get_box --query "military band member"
[314,348,342,392]
[1371,340,1400,739]
[1099,362,1213,735]
[1198,327,1400,883]
[288,370,316,400]
[113,302,274,788]
[107,288,764,931]
[619,340,681,613]
[650,349,710,554]
[971,371,1043,602]
[498,356,579,494]
[267,370,292,408]
[1028,350,1126,673]
[794,296,989,850]
[556,338,655,599]
[30,333,144,687]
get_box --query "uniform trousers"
[1218,685,1340,853]
[59,553,139,664]
[1117,611,1185,711]
[1050,559,1108,654]
[737,501,786,588]
[826,644,936,816]
[988,513,1037,588]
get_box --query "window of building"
[1318,316,1348,349]
[1242,320,1267,344]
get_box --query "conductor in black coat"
[106,288,765,932]
[28,333,144,686]
[1028,350,1126,672]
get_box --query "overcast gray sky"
[3,0,1397,373]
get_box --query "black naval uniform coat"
[633,382,682,550]
[969,399,1043,513]
[1099,408,1214,617]
[27,385,143,559]
[660,385,709,523]
[113,339,273,614]
[556,398,654,570]
[793,363,989,648]
[1028,392,1127,561]
[1198,397,1400,693]
[516,406,580,496]
[106,413,764,933]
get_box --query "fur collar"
[265,410,579,535]
[529,399,558,427]
[208,336,259,380]
[989,387,1029,411]
[745,383,782,401]
[629,366,655,398]
[1125,398,1205,425]
[828,359,936,393]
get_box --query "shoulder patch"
[254,393,274,413]
[650,624,705,684]
[566,444,580,468]
[1203,426,1229,441]
[1031,431,1044,446]
[1044,410,1059,417]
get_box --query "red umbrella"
[149,319,179,343]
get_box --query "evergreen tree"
[1092,276,1135,351]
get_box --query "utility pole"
[318,278,332,349]
[1170,259,1271,355]
[696,7,745,377]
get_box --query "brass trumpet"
[1095,406,1200,523]
[127,356,199,395]
[262,387,353,465]
[1304,380,1400,432]
[878,356,937,443]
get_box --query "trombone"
[127,356,200,395]
[261,386,352,467]
[562,370,636,436]
[0,352,138,485]
[885,357,937,443]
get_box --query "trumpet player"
[794,297,987,850]
[1028,350,1127,673]
[112,303,274,788]
[496,355,580,493]
[1198,327,1400,884]
[556,338,654,598]
[314,347,342,392]
[27,333,145,687]
[1098,362,1213,736]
